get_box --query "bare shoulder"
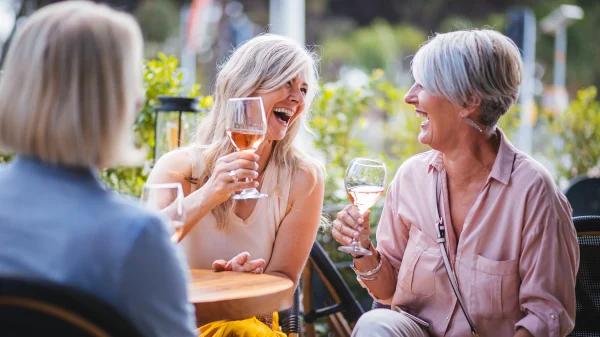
[290,159,325,202]
[146,148,193,185]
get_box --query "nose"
[289,87,305,105]
[404,83,418,105]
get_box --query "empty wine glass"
[225,97,268,200]
[140,183,185,242]
[338,158,387,256]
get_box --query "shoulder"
[290,158,325,198]
[512,152,572,223]
[147,148,193,185]
[392,150,435,183]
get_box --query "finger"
[230,181,259,191]
[226,168,258,181]
[252,267,264,274]
[220,152,259,164]
[336,209,361,230]
[225,159,260,172]
[242,259,265,273]
[333,218,361,240]
[234,252,250,265]
[212,259,228,272]
[346,205,366,225]
[332,226,353,245]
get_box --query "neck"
[255,140,274,175]
[442,128,500,186]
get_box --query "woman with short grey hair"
[332,29,578,337]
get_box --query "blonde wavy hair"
[0,1,143,168]
[193,34,322,229]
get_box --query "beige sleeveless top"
[180,146,292,269]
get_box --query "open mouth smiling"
[273,107,294,126]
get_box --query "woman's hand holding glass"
[334,158,387,256]
[225,97,268,200]
[201,151,260,206]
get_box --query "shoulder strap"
[434,171,479,337]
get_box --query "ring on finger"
[228,170,238,182]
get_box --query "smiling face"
[253,71,308,141]
[404,82,465,151]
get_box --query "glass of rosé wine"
[141,183,186,243]
[225,97,268,200]
[338,158,387,256]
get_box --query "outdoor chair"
[0,277,144,337]
[301,240,365,337]
[565,177,600,216]
[569,215,600,337]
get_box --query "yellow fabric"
[198,312,286,337]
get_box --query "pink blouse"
[374,130,579,336]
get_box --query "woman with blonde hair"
[147,34,325,335]
[0,2,196,337]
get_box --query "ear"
[460,95,482,119]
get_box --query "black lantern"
[153,96,203,162]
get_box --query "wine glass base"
[338,245,373,256]
[232,191,268,200]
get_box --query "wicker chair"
[0,277,144,337]
[569,215,600,336]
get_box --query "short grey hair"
[0,1,144,168]
[411,29,523,127]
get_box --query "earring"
[464,118,483,133]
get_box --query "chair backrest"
[565,177,600,217]
[570,216,600,336]
[302,241,364,329]
[0,277,144,337]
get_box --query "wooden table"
[188,269,295,325]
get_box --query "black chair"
[301,240,365,337]
[278,286,300,336]
[0,277,144,337]
[565,177,600,216]
[570,215,600,337]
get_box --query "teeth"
[416,111,427,118]
[274,107,294,117]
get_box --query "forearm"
[353,244,397,300]
[180,186,218,238]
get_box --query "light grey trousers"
[351,309,430,337]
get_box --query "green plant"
[544,86,600,185]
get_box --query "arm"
[332,170,409,301]
[117,216,197,337]
[516,183,579,337]
[514,328,534,337]
[146,148,258,240]
[263,167,325,285]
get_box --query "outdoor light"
[153,96,202,162]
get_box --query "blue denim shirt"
[0,157,196,337]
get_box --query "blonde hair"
[193,34,323,229]
[411,29,523,127]
[0,1,144,168]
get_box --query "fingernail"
[358,226,363,231]
[254,155,259,160]
[254,172,258,178]
[254,182,259,187]
[346,238,352,243]
[354,232,359,238]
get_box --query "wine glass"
[338,158,387,256]
[225,97,268,200]
[140,183,185,243]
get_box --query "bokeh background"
[1,0,599,332]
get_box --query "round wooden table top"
[188,269,295,325]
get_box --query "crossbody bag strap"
[434,171,479,337]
